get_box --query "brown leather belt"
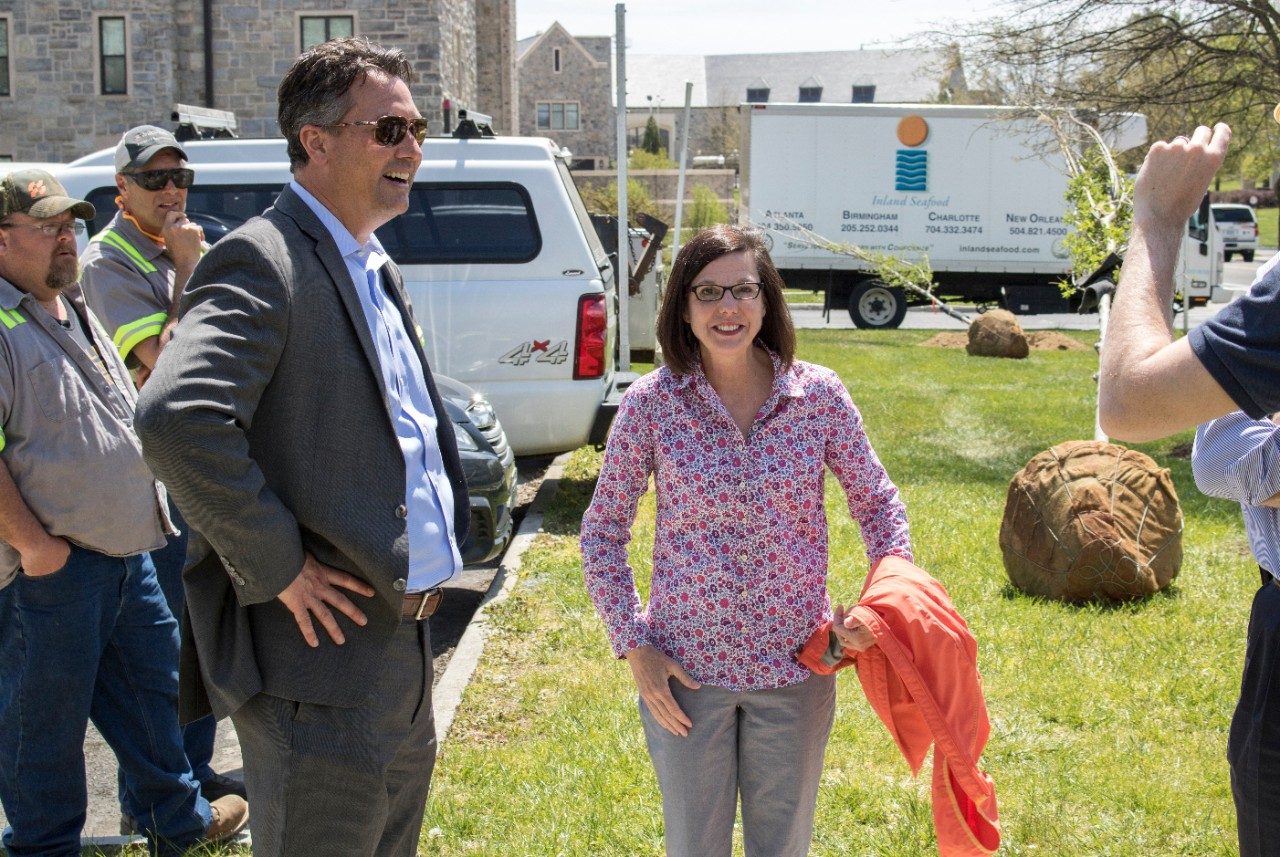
[402,589,443,620]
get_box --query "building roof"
[516,34,539,59]
[624,54,709,108]
[624,47,960,108]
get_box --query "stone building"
[0,0,517,163]
[515,21,612,169]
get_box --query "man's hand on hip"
[1133,123,1231,233]
[278,552,376,647]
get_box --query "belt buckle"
[414,589,439,621]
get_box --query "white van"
[56,133,631,456]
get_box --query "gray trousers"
[230,618,436,857]
[639,672,836,857]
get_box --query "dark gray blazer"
[136,185,469,721]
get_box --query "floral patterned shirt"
[580,353,913,691]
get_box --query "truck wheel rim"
[858,288,896,324]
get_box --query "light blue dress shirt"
[1191,256,1280,580]
[290,181,461,591]
[1193,411,1280,579]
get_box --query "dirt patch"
[920,332,969,349]
[920,330,1089,352]
[1027,331,1088,351]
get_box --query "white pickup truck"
[56,127,633,456]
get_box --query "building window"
[300,14,354,51]
[798,86,822,102]
[536,101,580,131]
[851,85,876,103]
[99,16,127,95]
[0,18,9,98]
[745,87,770,103]
[553,47,561,73]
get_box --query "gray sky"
[515,0,1007,54]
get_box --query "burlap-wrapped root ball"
[967,309,1029,359]
[999,440,1182,602]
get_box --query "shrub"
[628,148,676,170]
[685,184,730,229]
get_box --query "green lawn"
[1256,206,1277,249]
[421,329,1249,856]
[784,288,824,304]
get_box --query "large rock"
[967,309,1029,359]
[999,440,1182,602]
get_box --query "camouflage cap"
[115,125,188,173]
[0,169,95,221]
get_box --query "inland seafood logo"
[894,115,929,192]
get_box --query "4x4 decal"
[499,339,569,366]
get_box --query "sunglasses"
[322,115,429,147]
[124,168,196,191]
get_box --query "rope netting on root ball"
[999,440,1183,603]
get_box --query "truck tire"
[848,281,908,329]
[1244,250,1255,262]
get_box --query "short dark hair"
[656,224,795,375]
[278,37,415,172]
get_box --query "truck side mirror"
[1199,241,1209,256]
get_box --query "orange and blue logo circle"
[895,115,929,191]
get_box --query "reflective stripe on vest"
[113,311,167,357]
[0,307,26,330]
[92,228,159,275]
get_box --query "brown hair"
[278,37,415,171]
[656,224,795,375]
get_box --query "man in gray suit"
[136,37,468,857]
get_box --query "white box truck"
[740,103,1168,327]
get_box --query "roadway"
[789,255,1269,331]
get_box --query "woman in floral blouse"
[580,225,913,856]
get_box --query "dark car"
[435,375,518,565]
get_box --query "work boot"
[200,771,248,802]
[203,793,250,843]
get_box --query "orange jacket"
[798,556,1000,857]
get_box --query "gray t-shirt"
[0,281,171,586]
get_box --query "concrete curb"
[432,450,573,745]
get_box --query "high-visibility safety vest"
[90,227,159,275]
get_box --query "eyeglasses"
[124,168,196,191]
[689,281,763,302]
[321,115,429,147]
[0,220,86,238]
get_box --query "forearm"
[1099,226,1235,440]
[132,336,161,370]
